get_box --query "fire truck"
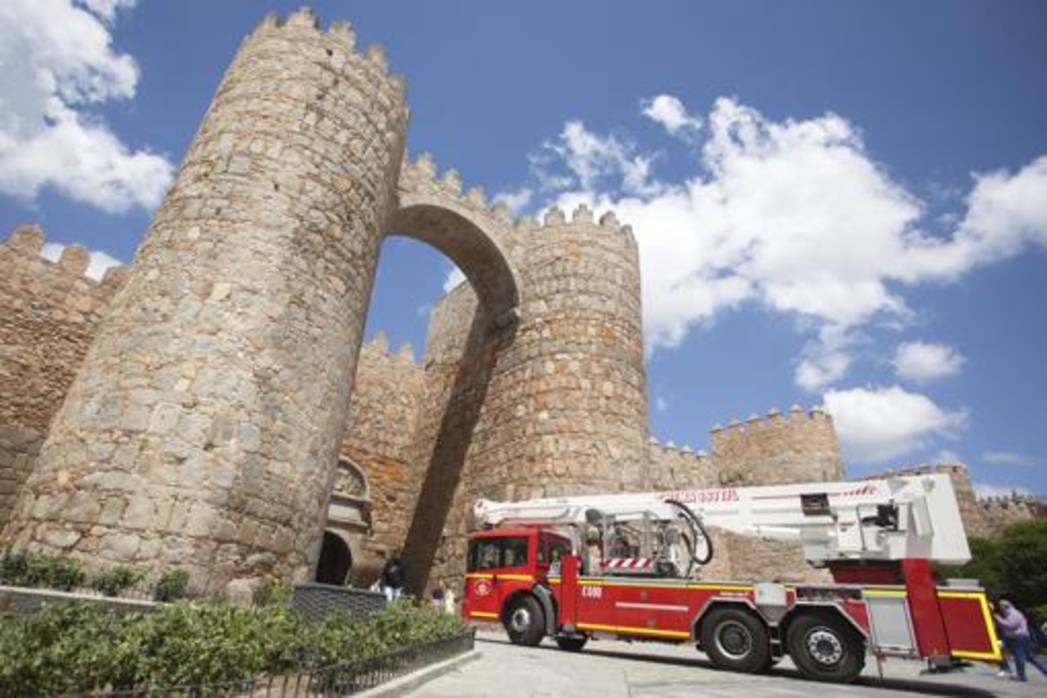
[461,474,1001,683]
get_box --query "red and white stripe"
[603,560,649,569]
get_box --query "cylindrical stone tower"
[1,9,408,594]
[415,203,650,590]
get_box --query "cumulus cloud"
[981,451,1035,467]
[655,396,669,413]
[0,0,173,213]
[822,385,968,463]
[973,482,1033,499]
[493,187,533,215]
[40,241,122,280]
[641,94,702,138]
[893,341,966,383]
[508,95,1047,389]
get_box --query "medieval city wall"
[0,226,128,525]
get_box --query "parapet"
[248,8,405,100]
[0,225,128,322]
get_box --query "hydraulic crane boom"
[474,473,971,569]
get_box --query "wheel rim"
[805,627,844,667]
[510,606,532,633]
[715,620,753,659]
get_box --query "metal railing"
[64,631,475,697]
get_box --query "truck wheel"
[700,607,771,674]
[785,612,865,683]
[555,635,588,652]
[505,595,545,646]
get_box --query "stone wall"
[0,225,128,524]
[711,405,843,486]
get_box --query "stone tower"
[2,10,410,593]
[711,405,843,486]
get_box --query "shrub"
[91,565,148,597]
[153,569,190,602]
[0,597,470,696]
[0,549,84,591]
[253,577,293,607]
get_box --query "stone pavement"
[407,631,1046,697]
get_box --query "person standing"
[994,599,1047,682]
[380,549,406,602]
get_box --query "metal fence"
[65,631,475,697]
[290,584,386,624]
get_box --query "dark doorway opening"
[315,530,352,585]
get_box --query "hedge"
[0,599,468,696]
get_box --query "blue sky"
[1,1,1045,497]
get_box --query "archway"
[315,530,352,585]
[366,182,520,594]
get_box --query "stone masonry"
[0,9,1037,596]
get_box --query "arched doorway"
[315,530,352,585]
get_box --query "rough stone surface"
[0,10,1038,597]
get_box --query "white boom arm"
[474,474,971,565]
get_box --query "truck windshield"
[468,536,529,571]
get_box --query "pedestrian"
[430,581,446,612]
[993,598,1047,682]
[380,549,406,602]
[443,585,456,615]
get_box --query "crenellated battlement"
[359,331,420,366]
[248,7,405,99]
[0,225,129,314]
[397,152,636,245]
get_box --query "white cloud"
[443,266,466,294]
[0,0,173,213]
[40,241,122,280]
[79,0,136,23]
[655,396,669,413]
[893,341,966,383]
[510,96,1047,389]
[823,385,968,463]
[982,451,1035,467]
[641,94,702,138]
[973,482,1033,499]
[493,187,533,215]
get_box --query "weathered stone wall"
[711,405,843,486]
[0,225,128,524]
[336,333,426,579]
[1,9,410,595]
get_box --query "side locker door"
[560,554,580,629]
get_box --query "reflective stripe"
[498,574,533,581]
[470,611,498,619]
[466,573,493,580]
[578,622,689,639]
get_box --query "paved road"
[409,631,1045,697]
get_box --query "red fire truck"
[461,474,1000,683]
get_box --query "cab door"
[464,536,503,622]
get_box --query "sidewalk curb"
[354,649,482,697]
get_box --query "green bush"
[253,577,293,607]
[0,596,469,696]
[91,565,148,597]
[153,569,190,602]
[0,549,85,591]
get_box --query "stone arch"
[379,169,522,594]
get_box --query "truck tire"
[700,607,771,674]
[555,635,588,652]
[505,595,545,647]
[785,612,865,683]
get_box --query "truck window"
[468,536,529,571]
